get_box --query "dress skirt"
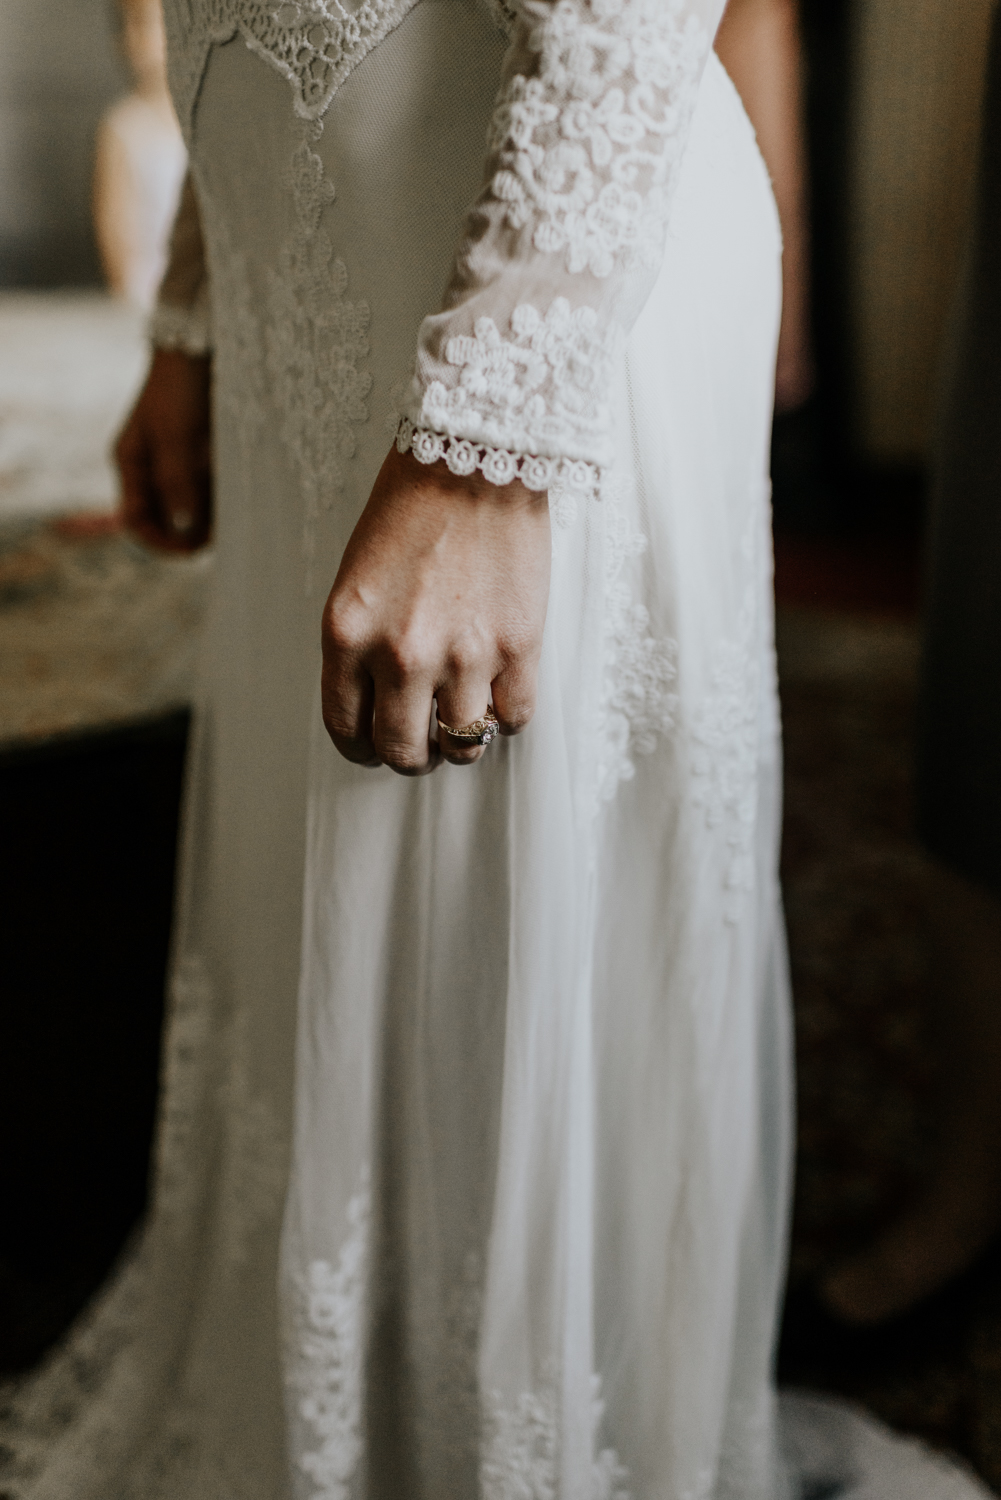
[7,4,803,1496]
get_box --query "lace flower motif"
[287,1171,371,1500]
[481,1367,631,1500]
[691,594,760,922]
[488,0,708,277]
[410,297,617,465]
[265,136,372,575]
[594,490,678,803]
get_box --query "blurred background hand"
[115,347,212,553]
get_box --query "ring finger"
[435,683,497,766]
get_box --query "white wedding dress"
[0,2,994,1498]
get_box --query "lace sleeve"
[149,171,212,355]
[397,0,725,488]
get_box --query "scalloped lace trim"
[149,293,211,355]
[407,297,617,465]
[396,418,599,493]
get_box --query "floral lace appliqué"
[594,487,678,804]
[162,0,422,141]
[691,594,760,922]
[199,192,266,448]
[481,1369,630,1500]
[407,297,617,466]
[216,1016,287,1270]
[488,0,708,278]
[287,1171,371,1500]
[266,134,372,575]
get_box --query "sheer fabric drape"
[0,4,994,1499]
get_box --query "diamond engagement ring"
[436,707,500,746]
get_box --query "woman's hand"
[322,445,551,773]
[115,348,213,553]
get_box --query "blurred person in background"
[93,0,186,309]
[818,1,1001,1331]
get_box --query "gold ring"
[436,707,499,746]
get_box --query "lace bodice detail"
[161,0,424,142]
[155,0,724,481]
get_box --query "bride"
[0,0,992,1496]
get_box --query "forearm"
[716,0,814,409]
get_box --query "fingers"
[115,418,161,549]
[372,679,441,776]
[320,653,380,767]
[490,656,539,738]
[435,681,495,767]
[114,350,213,554]
[149,433,213,552]
[322,603,441,775]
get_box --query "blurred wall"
[0,0,127,287]
[849,0,996,465]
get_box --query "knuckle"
[385,632,426,682]
[446,637,487,680]
[498,626,541,670]
[324,602,367,657]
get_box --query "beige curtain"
[849,0,996,463]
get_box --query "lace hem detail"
[481,1369,631,1500]
[396,418,599,492]
[286,1171,371,1500]
[149,295,212,355]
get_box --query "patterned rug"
[0,516,208,749]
